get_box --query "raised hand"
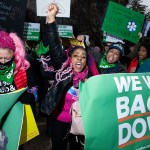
[46,3,59,23]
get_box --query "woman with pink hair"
[0,30,38,149]
[0,30,37,99]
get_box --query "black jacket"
[41,22,73,115]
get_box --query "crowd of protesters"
[0,2,150,150]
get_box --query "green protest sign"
[23,22,40,41]
[103,31,124,44]
[57,25,73,38]
[102,1,145,43]
[79,73,150,150]
[0,88,26,121]
[0,88,26,150]
[2,102,24,150]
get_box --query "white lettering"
[114,76,131,93]
[119,123,131,145]
[117,96,129,119]
[147,97,150,111]
[132,118,146,138]
[130,95,146,115]
[131,76,142,91]
[142,76,150,89]
[146,116,150,130]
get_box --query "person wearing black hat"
[128,38,150,73]
[98,43,127,74]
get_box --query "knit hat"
[0,31,16,51]
[109,43,124,55]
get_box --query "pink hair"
[9,33,30,74]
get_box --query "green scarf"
[36,41,49,55]
[139,58,148,65]
[99,56,116,69]
[0,62,16,83]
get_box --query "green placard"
[0,88,26,150]
[102,1,145,43]
[79,73,150,150]
[0,88,26,121]
[57,25,73,38]
[23,22,40,41]
[3,102,24,150]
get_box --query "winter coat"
[41,22,98,115]
[128,57,150,73]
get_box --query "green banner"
[79,73,150,150]
[0,89,26,150]
[23,22,40,41]
[2,102,24,150]
[0,88,26,121]
[57,25,73,38]
[102,1,145,43]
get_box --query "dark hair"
[66,46,99,76]
[140,38,150,58]
[68,46,87,58]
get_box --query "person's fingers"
[48,4,53,12]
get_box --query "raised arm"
[43,3,66,70]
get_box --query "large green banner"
[0,89,26,150]
[2,102,24,150]
[102,1,145,43]
[0,89,25,121]
[79,73,150,150]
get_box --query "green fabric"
[0,62,16,83]
[36,41,49,55]
[3,102,24,150]
[0,88,26,121]
[98,56,116,69]
[139,58,148,65]
[79,73,150,150]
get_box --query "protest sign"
[103,31,124,44]
[20,105,39,145]
[102,1,145,43]
[79,73,150,150]
[23,22,40,41]
[2,102,24,150]
[57,25,73,38]
[36,0,71,18]
[0,88,26,150]
[0,0,27,37]
[0,88,26,121]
